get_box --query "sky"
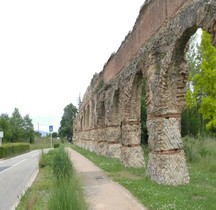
[0,0,145,132]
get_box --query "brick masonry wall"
[74,0,216,185]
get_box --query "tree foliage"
[183,30,216,135]
[0,108,34,143]
[196,31,216,130]
[58,103,78,141]
[182,30,206,136]
[0,114,12,141]
[10,108,25,142]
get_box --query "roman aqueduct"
[73,0,216,185]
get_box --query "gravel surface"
[66,148,147,210]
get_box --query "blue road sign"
[49,125,53,132]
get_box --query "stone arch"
[90,98,95,128]
[73,0,216,185]
[146,1,216,185]
[130,71,143,121]
[80,116,83,131]
[97,100,105,127]
[83,108,86,129]
[112,88,120,124]
[86,104,90,129]
[120,71,145,167]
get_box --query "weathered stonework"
[73,0,216,185]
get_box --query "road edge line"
[12,167,39,210]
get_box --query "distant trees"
[52,132,58,138]
[58,103,78,142]
[0,108,34,143]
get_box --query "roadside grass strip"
[16,146,87,210]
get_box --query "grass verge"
[48,146,87,210]
[71,137,216,210]
[16,146,87,210]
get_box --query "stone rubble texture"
[73,0,216,185]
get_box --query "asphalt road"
[0,150,46,210]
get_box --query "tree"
[185,30,216,133]
[52,132,58,138]
[10,108,25,142]
[0,108,35,143]
[0,114,12,142]
[58,103,78,141]
[195,31,216,131]
[182,30,205,136]
[23,114,35,143]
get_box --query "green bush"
[53,143,60,148]
[39,149,55,168]
[0,143,30,158]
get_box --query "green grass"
[16,147,87,210]
[48,146,87,210]
[30,138,61,150]
[71,137,216,210]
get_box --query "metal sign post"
[49,126,53,148]
[0,131,4,146]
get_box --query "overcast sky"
[0,0,145,132]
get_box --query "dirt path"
[66,148,147,210]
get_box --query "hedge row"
[0,143,30,158]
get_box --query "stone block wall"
[73,0,216,185]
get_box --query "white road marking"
[0,159,27,175]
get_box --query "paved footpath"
[66,148,147,210]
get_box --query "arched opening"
[140,80,148,145]
[181,28,202,137]
[91,99,95,128]
[86,104,90,128]
[119,71,146,167]
[130,71,143,121]
[97,100,105,127]
[179,28,216,175]
[80,116,83,131]
[112,88,120,124]
[181,28,216,137]
[146,22,216,185]
[83,108,86,129]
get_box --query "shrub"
[53,143,60,148]
[39,149,55,168]
[0,143,30,158]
